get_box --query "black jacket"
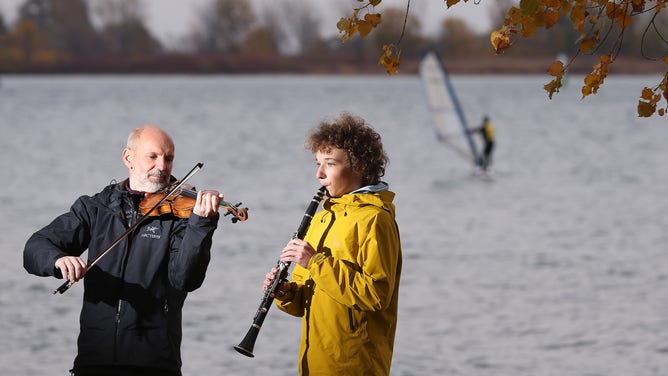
[24,179,219,373]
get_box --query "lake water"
[1,74,667,375]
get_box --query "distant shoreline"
[1,54,664,75]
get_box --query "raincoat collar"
[350,181,389,194]
[326,182,395,215]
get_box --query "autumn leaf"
[548,60,565,77]
[638,72,668,116]
[520,18,538,37]
[544,9,561,28]
[357,20,373,37]
[569,4,587,31]
[491,25,514,54]
[631,0,645,12]
[579,36,598,52]
[336,17,350,33]
[364,13,382,27]
[637,100,656,117]
[378,44,401,75]
[544,78,563,99]
[640,87,654,100]
[544,0,562,8]
[520,0,539,14]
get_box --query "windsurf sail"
[419,49,481,167]
[557,52,569,87]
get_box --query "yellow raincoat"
[276,188,402,375]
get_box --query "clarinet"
[234,186,326,357]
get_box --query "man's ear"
[122,148,132,169]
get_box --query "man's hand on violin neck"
[193,190,224,217]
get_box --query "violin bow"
[53,163,203,295]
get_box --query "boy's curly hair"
[307,112,388,186]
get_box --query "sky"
[0,0,497,45]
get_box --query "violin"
[140,187,248,223]
[54,162,248,295]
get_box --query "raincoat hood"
[327,181,396,218]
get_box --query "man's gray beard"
[146,181,167,193]
[142,175,169,193]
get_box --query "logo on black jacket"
[141,225,161,239]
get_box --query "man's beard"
[141,170,169,193]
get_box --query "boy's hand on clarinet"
[280,239,316,268]
[262,268,278,292]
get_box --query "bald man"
[25,125,224,376]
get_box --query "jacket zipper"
[114,299,122,361]
[348,308,357,332]
[113,194,136,361]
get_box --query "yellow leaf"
[446,0,461,7]
[490,26,513,54]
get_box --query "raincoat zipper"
[348,308,357,332]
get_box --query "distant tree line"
[0,0,664,73]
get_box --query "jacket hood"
[350,181,389,194]
[326,182,396,217]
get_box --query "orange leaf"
[544,0,561,8]
[357,20,372,37]
[364,13,382,27]
[378,44,401,75]
[520,0,539,14]
[544,78,563,99]
[640,87,654,100]
[490,26,513,54]
[544,9,560,28]
[570,5,586,31]
[548,60,565,77]
[637,100,655,117]
[579,36,597,52]
[336,18,350,32]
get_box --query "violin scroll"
[225,202,248,223]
